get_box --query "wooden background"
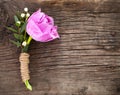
[0,0,120,95]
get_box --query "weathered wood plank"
[0,0,120,95]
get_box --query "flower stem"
[27,36,32,45]
[21,36,33,90]
[24,30,27,40]
[25,80,32,91]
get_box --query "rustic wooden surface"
[0,0,120,95]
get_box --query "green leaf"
[20,22,27,33]
[19,35,24,42]
[13,33,24,42]
[10,40,21,47]
[14,33,20,40]
[14,15,19,23]
[6,27,17,32]
[16,11,22,20]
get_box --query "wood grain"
[0,0,120,95]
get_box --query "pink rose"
[26,9,60,42]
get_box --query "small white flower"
[16,21,21,24]
[26,13,30,18]
[16,21,21,26]
[24,7,28,12]
[22,41,27,47]
[21,13,25,18]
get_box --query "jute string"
[19,53,30,82]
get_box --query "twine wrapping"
[19,53,30,82]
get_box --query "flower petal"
[26,9,60,42]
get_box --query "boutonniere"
[7,7,60,91]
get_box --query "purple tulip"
[26,9,60,42]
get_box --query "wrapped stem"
[19,53,32,91]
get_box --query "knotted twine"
[19,53,30,82]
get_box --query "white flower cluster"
[20,7,30,18]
